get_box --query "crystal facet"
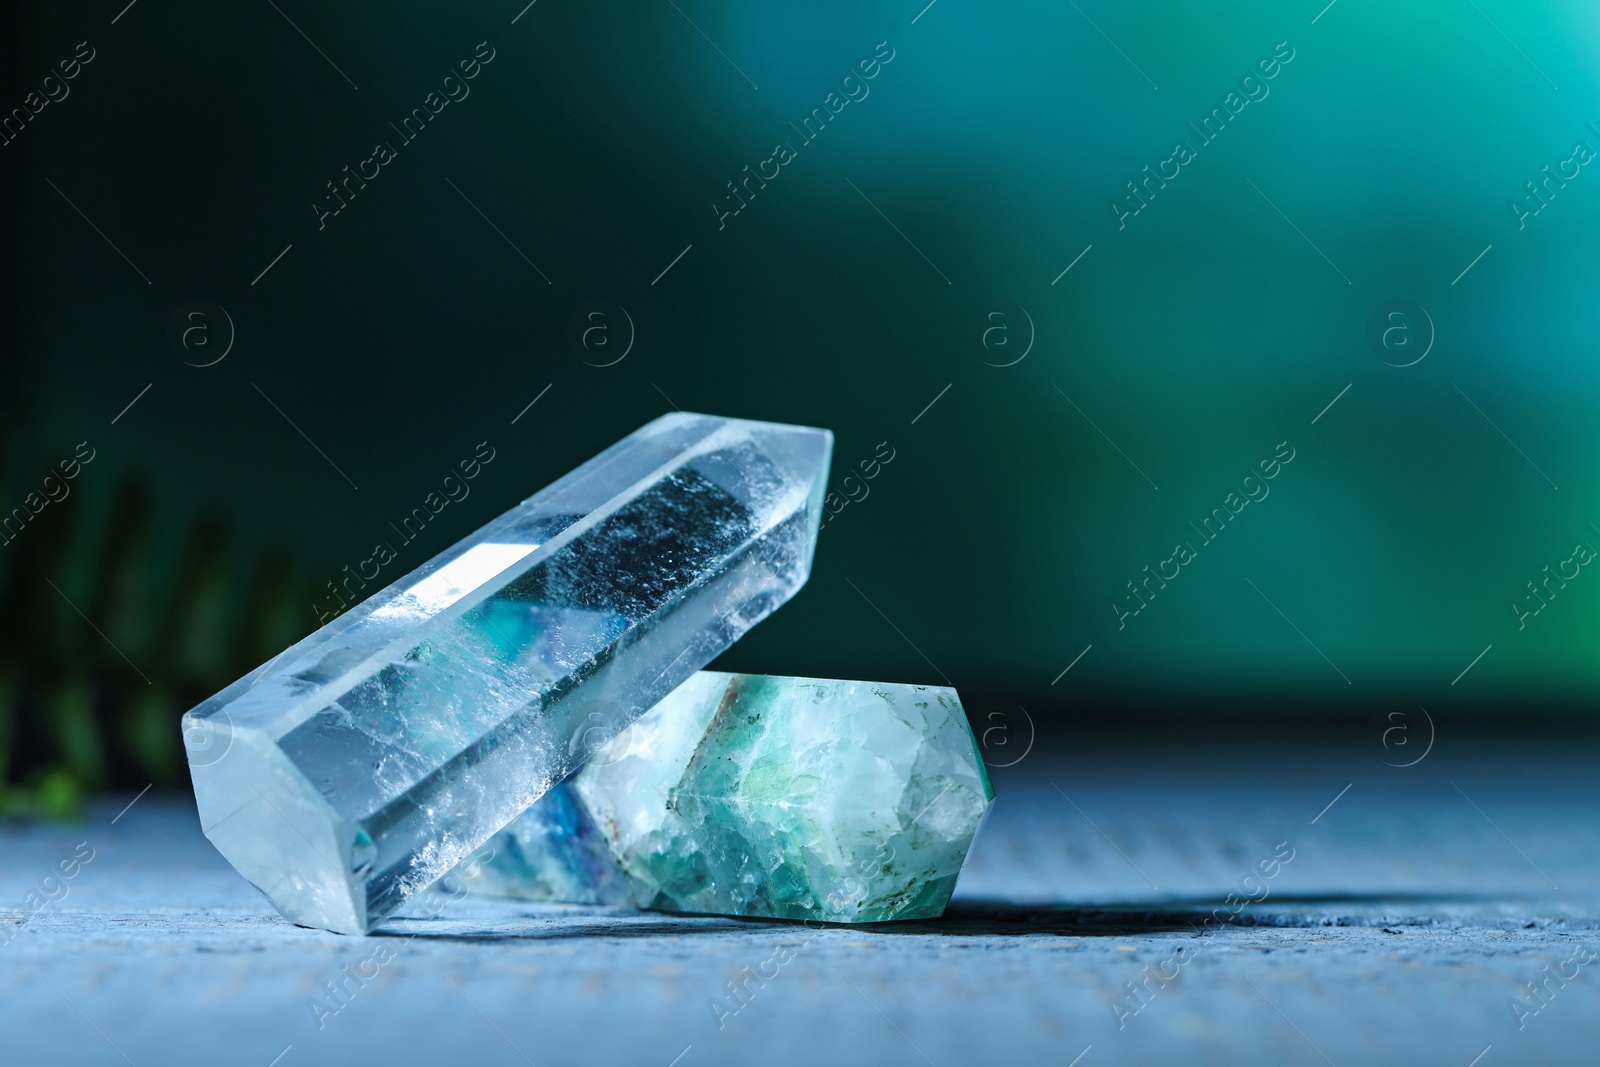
[182,414,831,934]
[460,779,632,906]
[461,672,994,922]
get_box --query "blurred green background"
[2,0,1597,802]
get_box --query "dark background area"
[3,0,1597,805]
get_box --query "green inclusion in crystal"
[466,672,993,922]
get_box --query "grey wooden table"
[1,734,1594,1066]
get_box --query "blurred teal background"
[3,0,1598,800]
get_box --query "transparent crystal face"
[182,414,831,934]
[460,779,631,906]
[463,672,995,923]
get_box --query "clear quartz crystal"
[181,414,831,934]
[461,779,632,906]
[461,672,994,922]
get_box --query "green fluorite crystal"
[464,672,993,922]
